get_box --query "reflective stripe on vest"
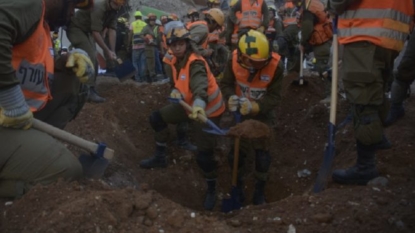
[169,53,225,117]
[338,0,414,51]
[283,17,297,28]
[240,0,263,29]
[231,50,280,101]
[11,2,52,112]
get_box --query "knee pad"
[149,111,168,132]
[196,150,217,176]
[255,150,271,173]
[352,105,383,145]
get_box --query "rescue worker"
[67,0,126,103]
[115,17,130,61]
[52,31,61,55]
[226,0,270,51]
[141,13,164,83]
[294,0,333,102]
[384,29,415,126]
[220,29,283,205]
[158,15,169,57]
[329,0,414,185]
[265,4,283,49]
[140,25,225,211]
[0,0,95,198]
[129,11,147,83]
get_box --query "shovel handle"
[232,137,241,186]
[32,119,114,160]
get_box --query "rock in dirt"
[368,177,389,187]
[297,169,311,178]
[227,120,271,139]
[146,206,158,220]
[135,192,153,209]
[311,213,333,223]
[167,210,185,228]
[287,224,296,233]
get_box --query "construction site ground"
[1,72,414,233]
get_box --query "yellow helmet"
[206,8,225,26]
[238,30,270,61]
[230,0,238,7]
[134,11,142,17]
[166,26,191,45]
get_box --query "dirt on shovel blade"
[227,119,271,139]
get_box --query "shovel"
[32,119,114,179]
[114,58,137,82]
[313,16,339,193]
[292,49,308,86]
[168,98,229,135]
[222,111,243,213]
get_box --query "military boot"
[252,179,266,205]
[204,179,217,211]
[384,79,409,126]
[87,87,106,103]
[175,123,197,151]
[332,142,379,185]
[139,144,167,169]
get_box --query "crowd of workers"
[0,0,414,213]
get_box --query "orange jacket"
[302,0,332,45]
[158,25,168,51]
[11,2,52,112]
[231,50,281,101]
[165,53,225,117]
[240,0,264,29]
[338,0,414,51]
[283,16,297,28]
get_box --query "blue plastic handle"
[95,142,107,157]
[332,15,338,35]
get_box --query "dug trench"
[1,73,414,233]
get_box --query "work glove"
[228,95,239,112]
[188,98,206,123]
[257,26,265,33]
[239,97,260,116]
[170,89,183,100]
[66,49,95,83]
[0,85,33,130]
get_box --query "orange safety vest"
[301,0,332,46]
[159,25,168,50]
[283,16,297,28]
[240,0,264,29]
[231,50,280,100]
[165,53,225,117]
[231,11,243,44]
[187,20,209,49]
[11,2,53,112]
[338,0,414,51]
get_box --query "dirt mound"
[1,73,415,233]
[228,120,271,139]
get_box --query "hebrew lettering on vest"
[16,59,47,93]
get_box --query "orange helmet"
[147,13,157,20]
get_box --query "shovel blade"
[221,186,242,213]
[202,127,228,136]
[78,154,109,179]
[115,60,136,82]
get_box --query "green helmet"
[135,11,142,17]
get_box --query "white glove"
[228,95,239,112]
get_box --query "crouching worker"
[139,25,225,211]
[220,30,284,205]
[0,0,95,198]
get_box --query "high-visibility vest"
[302,0,332,45]
[11,2,53,112]
[338,0,414,51]
[164,53,225,117]
[240,0,264,29]
[131,19,147,45]
[231,50,280,101]
[231,11,243,44]
[159,25,168,50]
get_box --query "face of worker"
[170,40,187,59]
[45,0,76,28]
[149,19,156,26]
[240,55,268,70]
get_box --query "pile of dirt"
[227,120,271,139]
[1,73,414,233]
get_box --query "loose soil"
[1,72,414,233]
[228,120,271,139]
